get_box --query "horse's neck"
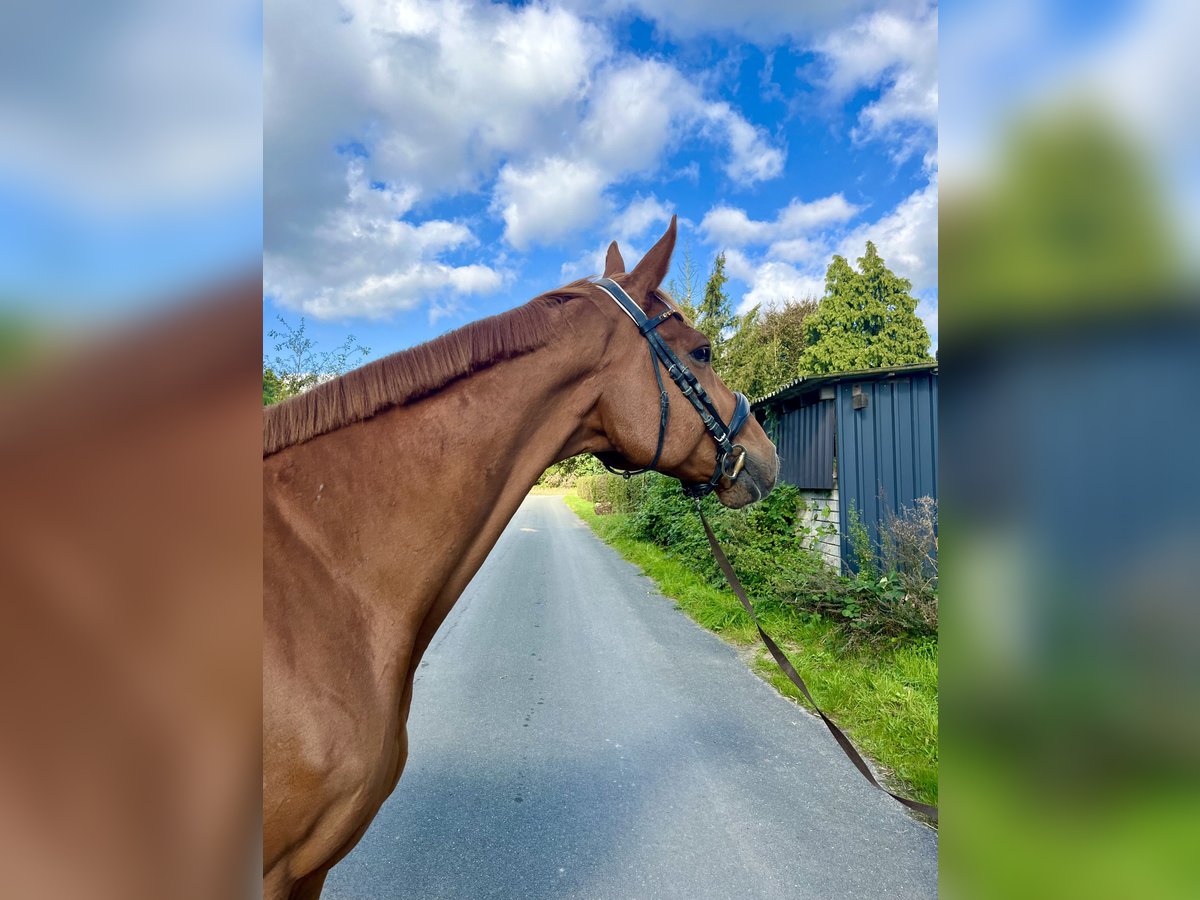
[265,329,605,656]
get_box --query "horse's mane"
[264,280,596,456]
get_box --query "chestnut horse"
[263,218,778,899]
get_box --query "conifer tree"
[801,242,933,374]
[695,252,734,358]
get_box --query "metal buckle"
[721,445,747,480]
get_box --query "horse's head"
[587,216,778,509]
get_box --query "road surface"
[324,495,937,899]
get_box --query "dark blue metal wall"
[765,399,835,490]
[835,372,938,569]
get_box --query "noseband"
[593,278,752,499]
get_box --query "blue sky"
[8,1,1191,355]
[263,0,940,363]
[0,0,261,322]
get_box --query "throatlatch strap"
[646,341,669,471]
[696,504,938,824]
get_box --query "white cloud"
[494,57,783,247]
[265,0,610,314]
[702,207,772,246]
[579,59,684,175]
[723,248,823,312]
[611,194,675,239]
[577,59,785,189]
[0,0,260,213]
[481,49,784,248]
[816,3,938,150]
[737,260,826,312]
[768,236,823,263]
[265,159,502,319]
[701,102,786,183]
[265,0,789,315]
[701,194,860,249]
[838,174,938,296]
[493,158,610,251]
[266,0,606,252]
[779,194,861,231]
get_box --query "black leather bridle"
[593,277,752,499]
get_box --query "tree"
[265,316,371,402]
[941,108,1178,331]
[263,367,284,406]
[694,253,735,360]
[800,242,933,374]
[721,298,819,398]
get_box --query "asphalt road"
[324,495,937,899]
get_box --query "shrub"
[773,498,938,643]
[847,506,879,581]
[576,471,649,513]
[880,496,938,632]
[625,475,810,597]
[576,474,598,501]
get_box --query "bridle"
[593,277,752,498]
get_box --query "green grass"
[564,493,938,813]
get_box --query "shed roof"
[750,361,938,408]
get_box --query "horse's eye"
[691,345,711,364]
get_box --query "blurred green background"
[941,1,1198,895]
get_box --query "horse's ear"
[625,215,677,308]
[603,241,625,277]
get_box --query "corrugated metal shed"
[768,398,835,490]
[752,362,938,571]
[834,370,938,566]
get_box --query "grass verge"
[563,492,938,813]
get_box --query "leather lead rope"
[696,502,938,824]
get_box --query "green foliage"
[0,313,42,376]
[262,367,284,406]
[537,455,605,488]
[675,245,923,397]
[773,500,938,642]
[623,475,811,597]
[575,471,649,513]
[942,108,1181,331]
[720,299,819,398]
[847,506,878,580]
[266,315,371,398]
[801,242,934,374]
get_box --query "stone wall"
[797,483,841,570]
